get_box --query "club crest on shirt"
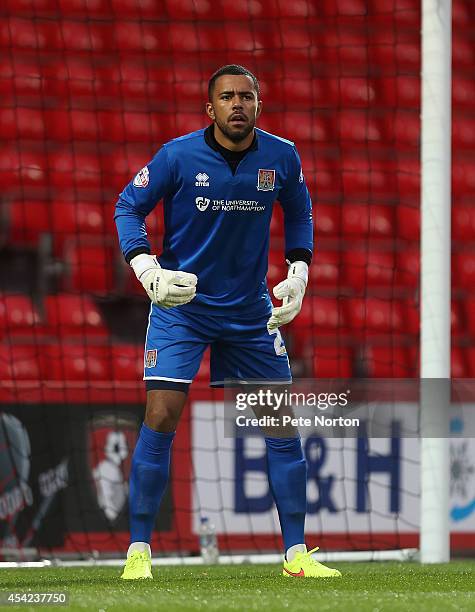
[257,169,276,191]
[133,166,149,188]
[145,349,157,368]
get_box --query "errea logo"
[195,172,210,187]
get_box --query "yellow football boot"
[283,546,342,578]
[120,550,153,580]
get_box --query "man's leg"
[129,390,187,542]
[264,436,307,558]
[121,390,187,579]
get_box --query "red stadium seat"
[41,344,110,380]
[378,76,420,108]
[63,240,117,294]
[344,250,395,290]
[362,345,416,377]
[452,204,475,243]
[111,344,144,381]
[7,200,109,249]
[454,253,475,288]
[47,150,102,189]
[452,0,471,28]
[453,159,475,198]
[314,203,341,237]
[342,203,395,237]
[7,200,50,245]
[384,111,420,147]
[453,77,475,112]
[452,346,467,378]
[44,295,108,337]
[341,156,397,200]
[0,57,43,99]
[346,297,404,333]
[298,297,347,331]
[312,159,342,200]
[337,111,383,143]
[397,204,420,240]
[309,251,342,287]
[279,79,319,109]
[51,201,108,237]
[57,21,111,53]
[453,117,475,151]
[368,26,420,72]
[0,18,57,51]
[395,155,420,200]
[321,29,368,72]
[313,346,353,378]
[453,37,475,70]
[0,147,47,189]
[367,0,419,16]
[0,294,41,336]
[396,248,420,289]
[98,111,162,144]
[262,111,332,144]
[44,58,100,99]
[113,22,168,53]
[108,61,173,104]
[45,110,100,143]
[0,345,41,381]
[4,108,46,140]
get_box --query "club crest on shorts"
[145,349,157,368]
[133,166,149,188]
[257,169,276,191]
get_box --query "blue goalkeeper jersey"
[114,127,313,316]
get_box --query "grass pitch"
[0,562,473,612]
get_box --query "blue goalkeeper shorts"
[143,304,291,391]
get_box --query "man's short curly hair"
[208,65,260,100]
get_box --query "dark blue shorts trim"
[145,380,190,393]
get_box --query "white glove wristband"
[287,260,308,288]
[130,253,159,280]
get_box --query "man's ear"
[256,100,263,119]
[206,102,215,120]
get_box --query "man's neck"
[213,123,255,151]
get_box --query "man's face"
[206,74,262,143]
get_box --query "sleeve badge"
[133,166,150,188]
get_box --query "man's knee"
[144,390,187,432]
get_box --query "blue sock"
[129,423,175,544]
[265,436,307,552]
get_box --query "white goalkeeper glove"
[267,261,308,331]
[130,254,197,308]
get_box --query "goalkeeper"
[115,65,340,580]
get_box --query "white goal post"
[420,0,452,563]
